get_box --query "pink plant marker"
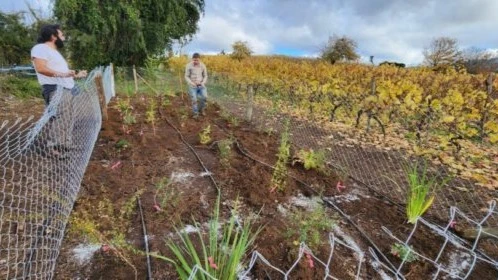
[111,161,122,170]
[208,256,218,270]
[153,204,162,212]
[101,244,110,253]
[305,252,314,268]
[336,181,346,192]
[449,220,456,229]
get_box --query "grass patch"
[0,75,40,99]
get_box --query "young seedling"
[123,111,136,126]
[293,149,326,171]
[217,139,233,168]
[68,189,145,280]
[270,120,291,192]
[153,177,180,211]
[145,100,157,135]
[286,204,336,251]
[199,125,212,145]
[390,243,418,263]
[150,194,262,280]
[178,108,188,127]
[220,110,239,128]
[116,98,132,114]
[387,161,449,224]
[115,139,130,151]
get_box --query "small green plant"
[123,111,137,125]
[220,110,239,127]
[263,127,275,136]
[294,149,326,171]
[151,195,262,280]
[153,177,180,210]
[199,125,212,145]
[286,204,335,251]
[217,139,233,168]
[145,100,157,124]
[144,55,162,83]
[388,161,448,224]
[270,120,291,192]
[228,115,239,127]
[146,100,157,134]
[68,189,145,280]
[405,161,448,224]
[390,243,418,263]
[178,107,188,127]
[161,95,172,107]
[116,98,132,114]
[115,139,130,150]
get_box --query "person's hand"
[65,70,76,77]
[75,70,88,78]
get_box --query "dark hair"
[37,24,61,43]
[192,53,201,59]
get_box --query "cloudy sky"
[2,0,497,65]
[0,0,51,21]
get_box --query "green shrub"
[0,75,40,99]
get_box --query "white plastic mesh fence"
[0,65,113,279]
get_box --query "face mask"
[55,36,64,49]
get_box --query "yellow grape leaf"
[442,115,455,123]
[440,154,455,164]
[488,133,498,144]
[449,163,465,171]
[471,173,489,184]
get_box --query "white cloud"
[183,15,271,55]
[181,0,498,65]
[4,0,497,65]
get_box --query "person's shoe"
[192,113,199,120]
[200,110,206,117]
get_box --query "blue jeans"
[188,86,207,114]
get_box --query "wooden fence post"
[487,73,494,96]
[95,74,108,121]
[246,85,254,121]
[133,65,138,94]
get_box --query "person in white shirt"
[184,53,208,118]
[31,24,87,155]
[31,24,87,105]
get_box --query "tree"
[422,37,462,67]
[53,0,205,68]
[0,11,36,65]
[379,61,406,68]
[461,47,498,74]
[320,35,359,64]
[230,41,252,61]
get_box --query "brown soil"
[36,93,497,279]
